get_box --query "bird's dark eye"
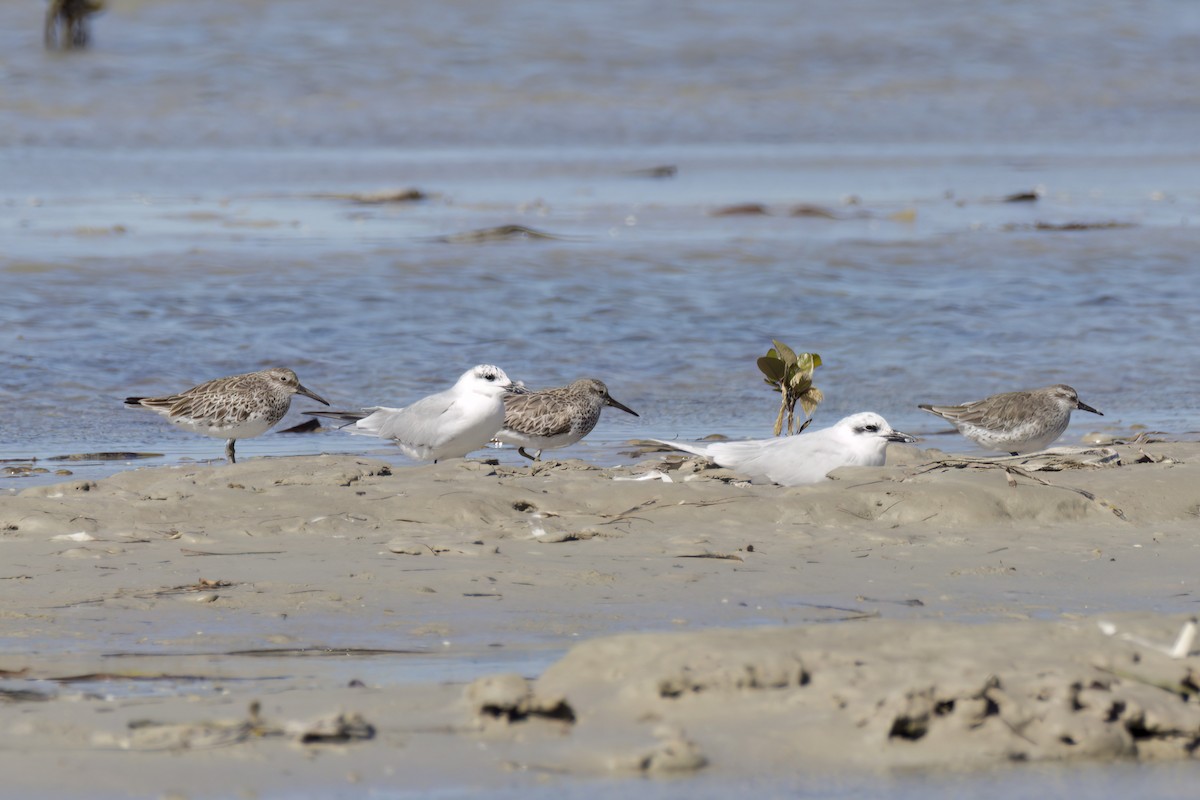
[484,374,495,382]
[861,424,879,433]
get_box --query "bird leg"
[225,439,237,464]
[517,447,541,461]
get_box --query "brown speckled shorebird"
[919,384,1102,455]
[494,378,639,461]
[125,367,329,463]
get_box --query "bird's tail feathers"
[304,409,369,429]
[649,438,711,459]
[124,396,177,411]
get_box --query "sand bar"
[2,441,1199,795]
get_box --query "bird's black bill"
[297,384,330,406]
[885,431,917,443]
[606,396,640,417]
[1076,401,1103,416]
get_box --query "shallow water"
[3,143,1197,482]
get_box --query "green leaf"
[771,340,798,366]
[756,355,786,384]
[762,341,824,436]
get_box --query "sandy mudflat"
[2,441,1199,796]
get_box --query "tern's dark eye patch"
[858,424,880,433]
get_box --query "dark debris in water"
[46,672,277,684]
[1,686,54,704]
[625,164,677,178]
[3,465,51,477]
[710,202,876,219]
[224,647,427,657]
[790,203,876,220]
[431,224,575,243]
[319,188,428,204]
[45,452,162,461]
[710,203,771,216]
[103,646,428,658]
[1004,221,1137,232]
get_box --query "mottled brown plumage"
[495,378,638,460]
[919,384,1102,454]
[125,367,328,463]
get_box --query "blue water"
[3,144,1196,478]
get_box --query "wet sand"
[2,441,1200,796]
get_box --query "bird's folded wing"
[372,394,463,449]
[929,392,1033,425]
[712,434,838,485]
[504,394,573,437]
[703,436,791,463]
[167,394,232,424]
[924,403,981,423]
